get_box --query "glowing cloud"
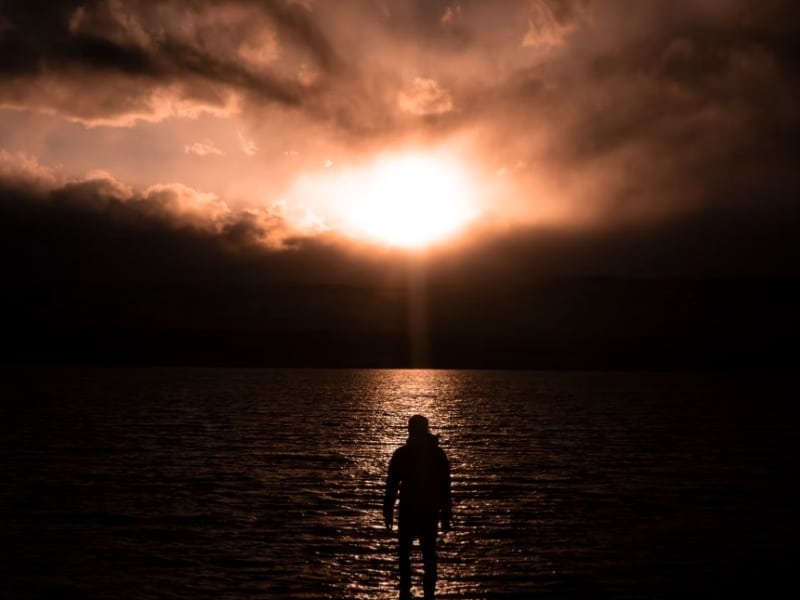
[238,132,258,156]
[397,78,454,116]
[184,141,223,157]
[522,0,580,48]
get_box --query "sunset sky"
[1,0,798,366]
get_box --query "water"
[0,368,796,599]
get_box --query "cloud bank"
[1,149,797,289]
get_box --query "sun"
[339,154,477,248]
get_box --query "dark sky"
[1,0,798,368]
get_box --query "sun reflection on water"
[347,369,471,599]
[370,369,459,432]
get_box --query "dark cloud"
[449,0,800,231]
[1,151,797,290]
[0,167,267,282]
[261,0,342,72]
[2,0,797,155]
[1,157,799,368]
[0,0,341,124]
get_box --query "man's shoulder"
[391,445,409,459]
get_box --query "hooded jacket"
[384,432,452,530]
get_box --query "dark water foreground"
[0,368,796,599]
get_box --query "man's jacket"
[384,432,451,531]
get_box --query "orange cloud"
[397,78,454,116]
[184,141,224,157]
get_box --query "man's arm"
[383,450,400,531]
[439,449,452,533]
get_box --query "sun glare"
[338,154,477,248]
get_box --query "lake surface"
[0,368,796,599]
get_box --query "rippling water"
[0,368,796,599]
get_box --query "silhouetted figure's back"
[384,415,451,600]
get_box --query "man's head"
[408,414,429,437]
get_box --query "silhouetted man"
[384,415,452,600]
